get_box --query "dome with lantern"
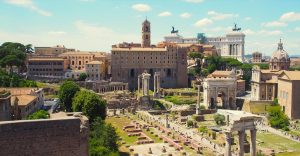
[269,39,290,71]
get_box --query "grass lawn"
[106,116,139,145]
[164,95,198,105]
[257,132,300,156]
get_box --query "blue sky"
[0,0,300,56]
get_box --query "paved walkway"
[137,111,226,155]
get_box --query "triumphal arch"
[203,70,237,109]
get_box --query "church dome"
[271,40,289,61]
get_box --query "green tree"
[241,63,253,89]
[78,73,87,81]
[0,42,27,73]
[267,106,290,130]
[59,81,80,112]
[214,113,225,125]
[72,90,107,122]
[82,93,107,122]
[27,110,49,120]
[89,118,119,155]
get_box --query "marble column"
[154,75,157,95]
[238,130,245,156]
[196,85,201,115]
[138,75,141,93]
[250,129,257,156]
[225,132,232,156]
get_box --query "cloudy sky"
[0,0,300,55]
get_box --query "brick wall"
[0,117,88,156]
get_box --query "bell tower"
[142,19,151,47]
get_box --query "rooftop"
[12,95,37,106]
[279,71,300,80]
[208,70,235,78]
[111,47,167,52]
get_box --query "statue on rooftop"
[232,23,241,31]
[171,26,179,34]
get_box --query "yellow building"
[34,45,75,56]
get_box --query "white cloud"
[202,26,232,33]
[131,4,151,12]
[194,18,213,27]
[158,11,172,17]
[184,0,204,3]
[295,27,300,32]
[243,29,255,35]
[48,31,67,36]
[244,17,252,21]
[207,11,238,20]
[280,12,300,22]
[258,30,283,36]
[5,0,52,16]
[74,20,139,51]
[261,21,287,27]
[180,13,191,18]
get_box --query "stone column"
[138,75,141,93]
[238,130,245,156]
[196,85,201,115]
[166,114,169,128]
[154,75,157,95]
[250,129,257,156]
[225,132,232,156]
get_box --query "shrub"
[199,125,208,133]
[214,113,225,125]
[27,110,49,120]
[267,106,290,130]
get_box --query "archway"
[217,91,226,108]
[210,98,215,109]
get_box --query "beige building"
[86,61,105,81]
[0,88,44,119]
[252,52,262,63]
[269,40,290,71]
[59,51,107,70]
[34,45,75,56]
[278,71,300,119]
[64,69,86,80]
[251,65,282,101]
[27,57,68,79]
[203,70,237,109]
[111,19,188,90]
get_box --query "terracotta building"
[278,71,300,119]
[269,40,290,70]
[111,19,188,90]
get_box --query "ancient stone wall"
[0,118,88,156]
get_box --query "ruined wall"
[0,117,89,156]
